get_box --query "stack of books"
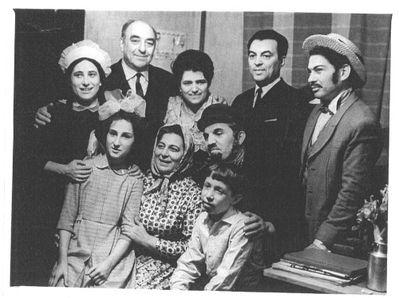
[272,248,368,286]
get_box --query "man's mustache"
[310,83,322,89]
[207,144,219,151]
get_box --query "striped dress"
[55,154,143,288]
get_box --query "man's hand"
[34,103,53,128]
[243,211,276,239]
[64,160,92,182]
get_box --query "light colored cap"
[58,40,112,77]
[303,33,366,86]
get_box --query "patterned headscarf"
[144,124,194,198]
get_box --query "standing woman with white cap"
[32,40,128,282]
[35,40,112,182]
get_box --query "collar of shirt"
[254,77,281,98]
[309,87,353,114]
[93,153,110,169]
[253,77,281,107]
[93,153,139,176]
[204,208,241,228]
[72,99,99,112]
[121,59,149,82]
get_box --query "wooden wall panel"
[204,12,244,103]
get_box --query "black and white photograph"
[1,1,397,297]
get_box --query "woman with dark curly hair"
[164,50,227,153]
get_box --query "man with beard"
[301,33,382,251]
[196,104,278,290]
[197,104,272,234]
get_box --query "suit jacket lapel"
[258,79,286,106]
[307,92,359,160]
[301,105,321,164]
[113,60,130,95]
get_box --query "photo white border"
[1,1,397,298]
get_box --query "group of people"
[31,18,382,290]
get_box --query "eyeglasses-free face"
[120,21,156,72]
[70,60,101,104]
[154,133,185,175]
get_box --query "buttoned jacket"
[301,92,382,247]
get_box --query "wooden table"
[263,267,381,294]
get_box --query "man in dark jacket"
[34,20,177,169]
[232,30,310,261]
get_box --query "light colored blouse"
[163,94,227,152]
[57,154,143,287]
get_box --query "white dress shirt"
[311,88,352,145]
[253,77,281,108]
[121,60,149,96]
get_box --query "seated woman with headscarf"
[122,124,202,289]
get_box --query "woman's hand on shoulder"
[49,261,68,287]
[63,159,92,182]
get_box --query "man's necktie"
[135,73,144,98]
[253,88,262,108]
[319,105,334,115]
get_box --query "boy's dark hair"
[205,163,245,196]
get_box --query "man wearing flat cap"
[301,33,382,251]
[197,104,302,289]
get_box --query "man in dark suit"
[106,20,177,168]
[301,33,382,251]
[34,20,177,169]
[232,30,310,262]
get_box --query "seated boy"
[170,163,254,290]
